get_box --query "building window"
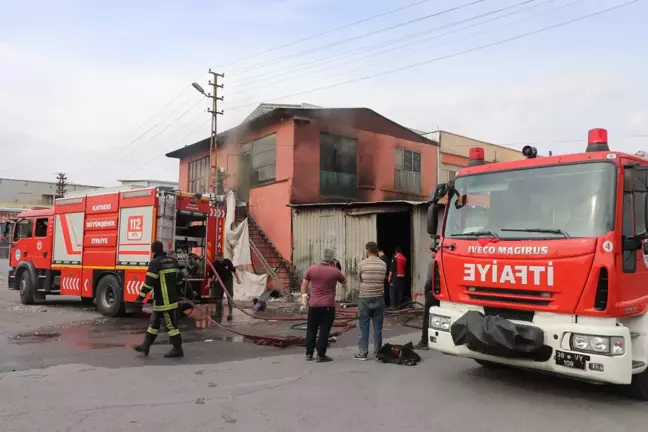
[41,194,54,206]
[448,170,456,181]
[320,133,357,197]
[394,148,421,194]
[249,134,276,186]
[188,156,210,194]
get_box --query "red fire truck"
[7,187,226,317]
[426,128,648,399]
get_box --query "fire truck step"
[632,361,646,370]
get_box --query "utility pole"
[55,173,67,198]
[191,71,224,202]
[208,70,224,201]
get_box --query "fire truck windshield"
[444,162,616,239]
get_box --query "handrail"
[249,239,285,294]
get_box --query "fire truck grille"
[467,286,552,307]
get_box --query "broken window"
[320,132,357,198]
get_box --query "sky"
[1,0,647,186]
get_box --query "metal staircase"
[236,211,300,295]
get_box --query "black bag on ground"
[450,310,544,359]
[376,342,421,366]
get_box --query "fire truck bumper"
[428,302,634,385]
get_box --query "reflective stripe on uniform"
[146,272,159,279]
[159,268,178,307]
[152,302,178,312]
[147,327,159,335]
[164,312,180,336]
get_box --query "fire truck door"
[30,216,53,269]
[618,162,648,307]
[10,218,35,267]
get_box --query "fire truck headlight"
[572,335,590,351]
[570,334,624,356]
[430,315,451,332]
[590,337,609,353]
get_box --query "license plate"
[555,350,590,370]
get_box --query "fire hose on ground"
[167,259,426,348]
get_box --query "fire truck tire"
[96,275,125,317]
[18,270,37,305]
[629,370,648,401]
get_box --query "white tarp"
[224,191,266,300]
[233,271,268,301]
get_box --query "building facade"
[0,178,98,208]
[425,131,524,183]
[167,107,438,266]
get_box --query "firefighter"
[133,240,184,358]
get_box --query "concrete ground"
[1,260,647,431]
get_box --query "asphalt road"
[0,259,646,431]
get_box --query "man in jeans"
[415,248,439,350]
[301,249,347,363]
[354,241,387,361]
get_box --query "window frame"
[188,156,210,194]
[34,218,49,238]
[244,133,277,187]
[13,219,33,242]
[319,132,358,198]
[394,147,422,194]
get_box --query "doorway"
[376,211,412,303]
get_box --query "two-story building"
[166,106,439,297]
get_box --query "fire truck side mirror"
[427,204,439,237]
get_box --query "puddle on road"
[10,332,61,342]
[7,313,251,349]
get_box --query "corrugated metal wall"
[292,207,347,300]
[293,203,436,303]
[411,203,443,305]
[344,213,377,300]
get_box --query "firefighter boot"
[164,335,184,358]
[133,332,157,356]
[214,299,223,321]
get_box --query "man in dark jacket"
[133,241,184,358]
[415,248,439,350]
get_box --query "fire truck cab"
[7,187,225,317]
[426,129,648,399]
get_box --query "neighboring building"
[425,130,524,183]
[166,106,439,290]
[0,177,98,208]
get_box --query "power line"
[108,98,206,167]
[229,0,563,98]
[120,119,211,177]
[210,0,441,69]
[229,0,542,88]
[224,0,639,115]
[226,0,485,75]
[75,2,449,174]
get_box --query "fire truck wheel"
[96,275,125,317]
[18,271,36,305]
[629,369,648,401]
